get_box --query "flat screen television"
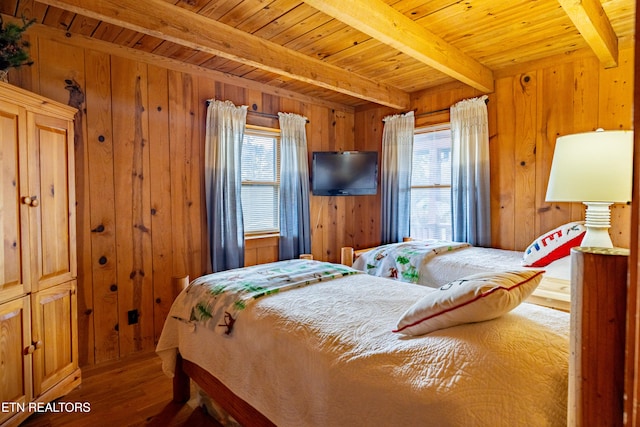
[311,151,378,196]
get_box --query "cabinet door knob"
[34,340,43,349]
[25,345,35,354]
[21,196,39,207]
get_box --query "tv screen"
[311,151,378,196]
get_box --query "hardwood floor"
[19,351,221,427]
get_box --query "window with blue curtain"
[240,126,281,235]
[410,125,452,241]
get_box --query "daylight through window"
[241,126,280,234]
[410,125,452,241]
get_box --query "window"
[241,126,280,234]
[410,125,452,240]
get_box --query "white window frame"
[410,123,453,241]
[241,125,281,236]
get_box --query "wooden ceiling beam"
[301,0,494,93]
[557,0,618,68]
[37,0,410,109]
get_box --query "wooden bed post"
[569,247,629,426]
[173,352,191,403]
[173,275,189,296]
[341,247,354,266]
[171,275,191,403]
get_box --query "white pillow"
[522,221,586,267]
[393,270,544,336]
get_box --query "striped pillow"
[522,221,586,267]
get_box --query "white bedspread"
[157,273,569,426]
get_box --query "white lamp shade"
[545,130,633,203]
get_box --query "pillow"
[393,270,544,336]
[522,221,586,267]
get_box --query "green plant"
[0,16,36,70]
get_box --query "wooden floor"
[19,351,222,427]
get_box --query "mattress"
[157,266,569,426]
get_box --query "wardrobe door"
[31,281,78,397]
[0,99,31,302]
[0,296,32,425]
[27,112,76,292]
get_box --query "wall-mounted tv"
[311,151,378,196]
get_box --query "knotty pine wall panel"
[147,65,174,351]
[497,49,632,250]
[9,29,361,365]
[492,76,518,249]
[598,51,634,248]
[512,71,537,251]
[535,62,582,238]
[168,70,205,280]
[308,103,331,258]
[110,56,155,357]
[353,106,393,249]
[84,50,120,364]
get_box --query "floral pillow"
[393,270,544,336]
[522,221,586,267]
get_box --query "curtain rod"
[381,107,444,122]
[248,110,310,123]
[415,107,448,118]
[205,100,309,123]
[388,98,490,121]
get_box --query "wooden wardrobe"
[0,82,80,426]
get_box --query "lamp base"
[581,202,614,248]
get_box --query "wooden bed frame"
[170,275,275,425]
[173,352,275,426]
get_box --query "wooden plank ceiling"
[1,0,636,109]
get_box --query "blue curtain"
[381,111,415,244]
[278,112,311,259]
[450,95,491,246]
[204,99,248,272]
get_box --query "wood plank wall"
[6,22,633,366]
[492,48,634,251]
[7,24,370,366]
[355,46,634,252]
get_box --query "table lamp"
[545,129,633,248]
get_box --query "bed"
[156,258,569,426]
[343,221,586,313]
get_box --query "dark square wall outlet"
[127,309,139,325]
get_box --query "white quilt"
[157,273,569,427]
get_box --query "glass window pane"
[410,126,452,241]
[411,130,451,186]
[241,127,280,234]
[242,185,279,233]
[410,187,452,240]
[241,134,277,182]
